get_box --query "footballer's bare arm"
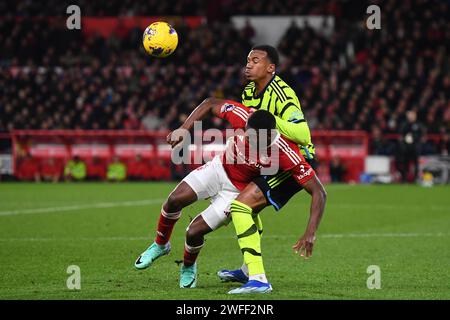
[167,97,226,147]
[292,175,327,259]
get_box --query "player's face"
[245,50,274,81]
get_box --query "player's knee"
[235,185,267,211]
[165,192,184,212]
[185,223,204,244]
[252,189,266,203]
[185,225,198,241]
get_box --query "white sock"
[249,273,268,283]
[240,262,249,276]
[156,242,168,249]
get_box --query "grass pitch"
[0,182,449,300]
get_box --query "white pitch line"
[320,232,450,238]
[2,198,448,217]
[0,199,166,217]
[0,233,448,242]
[330,203,449,211]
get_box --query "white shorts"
[182,155,240,230]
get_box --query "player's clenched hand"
[166,128,188,148]
[293,233,316,259]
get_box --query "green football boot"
[179,263,197,288]
[134,242,171,269]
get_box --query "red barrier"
[311,130,369,183]
[9,16,205,39]
[82,16,205,38]
[11,130,171,181]
[10,130,371,183]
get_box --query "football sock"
[230,200,266,277]
[238,215,263,275]
[183,241,204,267]
[253,213,263,236]
[249,273,268,283]
[240,262,249,276]
[155,207,181,246]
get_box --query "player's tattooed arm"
[166,97,226,147]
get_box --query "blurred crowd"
[0,20,251,132]
[0,0,449,157]
[2,0,347,17]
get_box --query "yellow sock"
[253,213,263,236]
[230,200,265,276]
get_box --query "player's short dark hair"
[251,45,279,66]
[247,110,276,130]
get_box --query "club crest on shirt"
[288,110,304,121]
[221,103,236,113]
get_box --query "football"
[142,21,178,58]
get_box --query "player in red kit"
[134,98,325,292]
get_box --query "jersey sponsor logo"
[295,167,313,181]
[221,103,236,113]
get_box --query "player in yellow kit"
[241,45,316,162]
[218,45,325,294]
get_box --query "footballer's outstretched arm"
[179,97,226,130]
[292,175,327,258]
[166,97,226,147]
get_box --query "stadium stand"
[0,0,448,182]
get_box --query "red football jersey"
[217,100,315,190]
